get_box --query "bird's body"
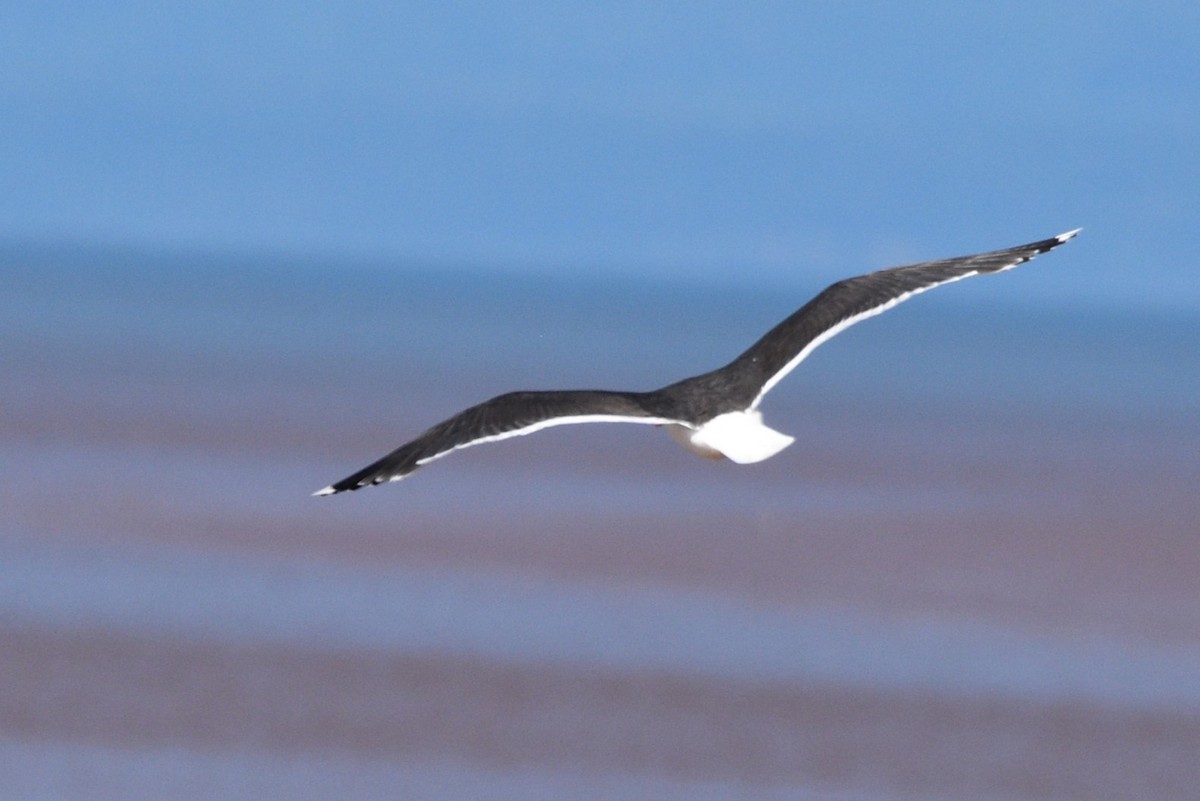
[315,229,1079,496]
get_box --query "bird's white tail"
[668,411,794,464]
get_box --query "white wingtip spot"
[1057,228,1083,243]
[313,486,337,497]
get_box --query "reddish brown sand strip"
[4,623,1198,799]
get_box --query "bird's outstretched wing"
[737,229,1081,407]
[315,229,1080,495]
[314,390,676,495]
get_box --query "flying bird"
[315,229,1079,496]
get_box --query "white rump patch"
[668,411,794,464]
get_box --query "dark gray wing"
[314,390,677,494]
[736,229,1080,407]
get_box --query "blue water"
[7,243,1197,418]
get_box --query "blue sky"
[3,2,1197,310]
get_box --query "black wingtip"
[312,471,381,497]
[315,440,428,497]
[1026,228,1082,257]
[1047,228,1082,250]
[994,228,1081,272]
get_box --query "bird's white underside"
[669,411,795,464]
[425,410,799,471]
[414,411,796,471]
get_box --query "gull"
[315,229,1079,496]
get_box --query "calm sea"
[3,248,1199,800]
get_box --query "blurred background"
[3,2,1199,799]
